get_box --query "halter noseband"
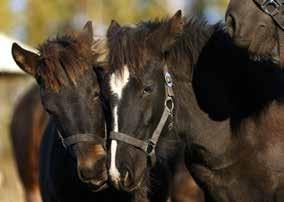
[253,0,284,64]
[110,63,174,167]
[57,130,106,149]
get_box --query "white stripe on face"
[109,65,130,182]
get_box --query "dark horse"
[106,10,284,201]
[10,85,48,202]
[11,22,128,202]
[106,13,204,202]
[225,0,282,58]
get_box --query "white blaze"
[109,65,130,182]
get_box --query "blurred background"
[0,0,228,201]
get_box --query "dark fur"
[107,14,284,201]
[10,85,48,202]
[12,24,129,202]
[106,14,205,202]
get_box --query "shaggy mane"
[38,31,103,92]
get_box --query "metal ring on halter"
[165,71,173,88]
[165,97,174,113]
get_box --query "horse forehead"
[109,65,130,100]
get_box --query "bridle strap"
[110,63,174,167]
[253,0,283,28]
[57,130,105,148]
[253,0,284,66]
[110,132,149,152]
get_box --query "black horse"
[11,22,134,202]
[225,0,282,58]
[105,10,284,202]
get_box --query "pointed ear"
[11,43,39,76]
[148,10,184,52]
[81,21,93,44]
[107,20,121,38]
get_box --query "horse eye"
[143,86,153,95]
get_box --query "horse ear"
[12,43,39,76]
[149,10,184,52]
[107,20,121,38]
[81,21,93,44]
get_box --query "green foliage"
[0,0,12,32]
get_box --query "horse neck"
[171,20,284,169]
[169,23,246,167]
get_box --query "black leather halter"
[57,129,106,149]
[110,64,174,167]
[253,0,284,64]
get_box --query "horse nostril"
[78,166,95,181]
[124,171,130,184]
[226,14,237,37]
[122,168,133,188]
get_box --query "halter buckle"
[261,0,280,16]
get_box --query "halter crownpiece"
[110,63,174,167]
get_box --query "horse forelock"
[107,18,175,78]
[38,33,107,92]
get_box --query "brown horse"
[10,84,48,202]
[225,0,279,57]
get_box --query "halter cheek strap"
[253,0,284,65]
[110,64,174,167]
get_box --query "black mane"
[38,32,101,91]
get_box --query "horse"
[225,0,282,60]
[11,21,127,202]
[105,10,284,202]
[104,12,205,202]
[10,84,48,202]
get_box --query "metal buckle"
[164,72,173,88]
[261,0,280,16]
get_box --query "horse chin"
[117,173,146,193]
[233,38,251,49]
[119,180,143,193]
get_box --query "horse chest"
[188,101,284,201]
